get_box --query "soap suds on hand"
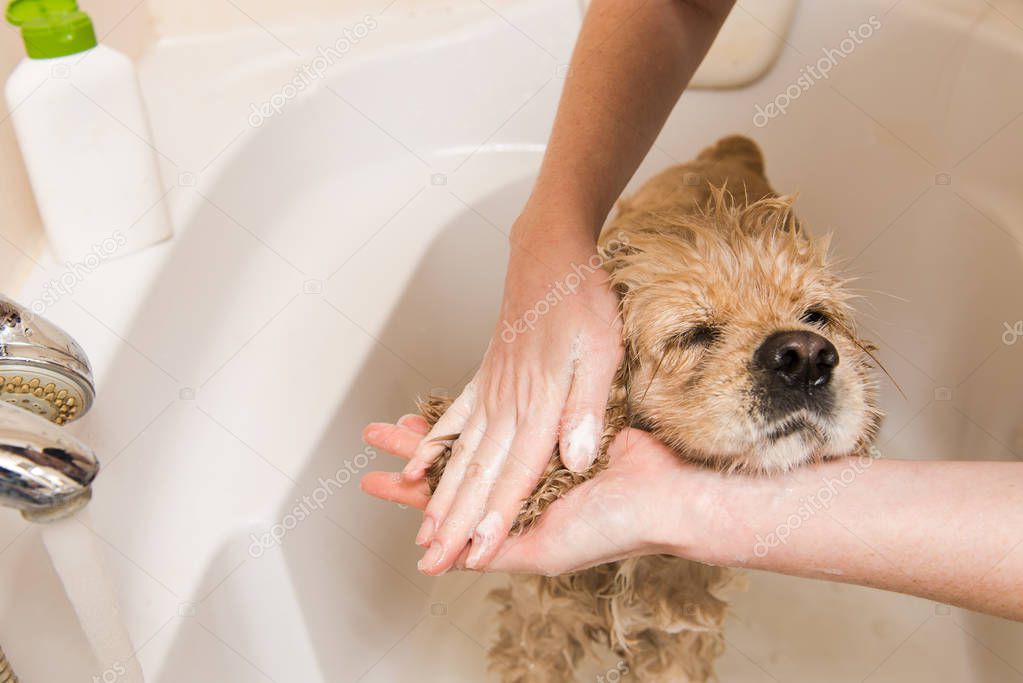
[562,412,599,472]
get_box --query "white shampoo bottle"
[5,0,172,263]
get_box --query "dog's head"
[602,192,880,472]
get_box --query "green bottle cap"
[6,0,97,59]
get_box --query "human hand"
[384,211,624,575]
[362,418,734,576]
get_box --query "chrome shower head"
[0,400,97,520]
[0,295,95,425]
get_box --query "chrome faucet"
[0,295,98,521]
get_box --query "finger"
[363,423,424,460]
[451,543,472,571]
[360,471,430,509]
[464,404,561,570]
[396,414,430,434]
[470,533,544,574]
[421,421,516,575]
[482,507,629,576]
[467,524,566,575]
[404,382,476,480]
[559,345,621,472]
[484,528,635,576]
[609,426,663,464]
[415,410,487,547]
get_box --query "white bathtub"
[2,0,1022,680]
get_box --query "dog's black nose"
[754,330,838,390]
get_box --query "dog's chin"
[749,428,823,472]
[749,409,868,472]
[690,410,868,473]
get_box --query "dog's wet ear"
[598,230,642,296]
[739,194,802,235]
[599,230,636,260]
[698,134,766,177]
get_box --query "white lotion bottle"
[5,0,171,263]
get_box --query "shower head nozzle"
[0,295,95,424]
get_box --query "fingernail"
[402,461,422,480]
[562,414,599,471]
[466,510,501,569]
[415,516,435,546]
[417,541,443,572]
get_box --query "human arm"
[363,417,1023,621]
[710,453,1023,621]
[388,0,737,577]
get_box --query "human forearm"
[679,458,1023,620]
[365,421,1023,620]
[521,0,735,238]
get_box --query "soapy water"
[40,510,144,683]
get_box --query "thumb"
[475,489,632,576]
[471,532,561,576]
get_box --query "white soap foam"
[562,413,599,471]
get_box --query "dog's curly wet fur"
[420,135,881,682]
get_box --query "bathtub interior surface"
[2,0,1023,681]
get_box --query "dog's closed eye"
[800,308,831,327]
[668,324,721,349]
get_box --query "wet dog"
[421,135,881,681]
